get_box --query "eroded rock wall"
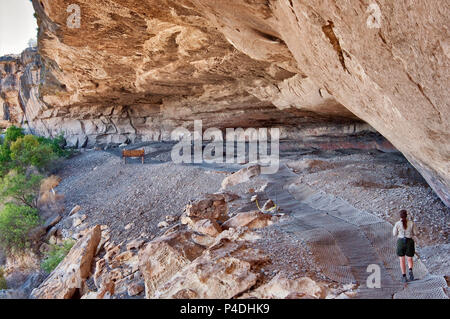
[0,55,26,128]
[3,1,369,146]
[189,0,449,205]
[0,48,49,131]
[0,0,448,205]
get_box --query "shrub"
[3,126,24,145]
[37,134,71,158]
[0,129,68,254]
[0,171,43,208]
[0,144,12,178]
[10,135,57,171]
[41,240,75,273]
[0,204,41,252]
[1,132,69,178]
[0,267,6,290]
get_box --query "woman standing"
[393,210,417,283]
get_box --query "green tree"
[3,126,24,145]
[0,143,12,178]
[0,204,40,251]
[0,126,25,177]
[10,135,57,171]
[0,171,43,208]
[37,134,71,158]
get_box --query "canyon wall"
[0,0,448,206]
[0,49,47,131]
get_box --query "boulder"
[157,221,169,228]
[43,214,62,231]
[128,281,145,296]
[30,225,101,299]
[223,211,273,230]
[190,218,222,237]
[190,233,216,248]
[69,205,82,216]
[93,258,107,289]
[221,165,261,189]
[154,240,268,299]
[183,196,228,223]
[72,214,87,228]
[126,239,145,251]
[138,230,205,299]
[215,227,262,243]
[242,274,326,299]
[104,244,121,263]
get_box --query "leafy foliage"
[10,135,57,171]
[0,126,68,252]
[0,143,12,177]
[41,240,75,273]
[37,134,71,158]
[3,126,24,146]
[1,127,69,178]
[0,204,41,251]
[0,171,43,208]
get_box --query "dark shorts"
[396,238,415,257]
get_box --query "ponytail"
[399,210,408,230]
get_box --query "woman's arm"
[393,223,398,237]
[412,222,417,237]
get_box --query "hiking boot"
[409,270,414,281]
[401,276,407,283]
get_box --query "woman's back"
[393,219,416,238]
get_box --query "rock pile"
[29,189,349,299]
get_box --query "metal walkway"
[263,165,448,299]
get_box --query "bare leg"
[407,257,413,270]
[399,256,406,275]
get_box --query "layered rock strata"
[0,0,448,205]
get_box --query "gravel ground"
[55,148,268,244]
[56,150,229,243]
[417,244,450,276]
[252,224,332,283]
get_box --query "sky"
[0,0,38,56]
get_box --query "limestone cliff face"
[0,56,21,128]
[0,0,448,205]
[0,48,50,132]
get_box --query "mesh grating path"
[393,275,448,299]
[288,182,383,226]
[293,228,356,284]
[262,164,448,299]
